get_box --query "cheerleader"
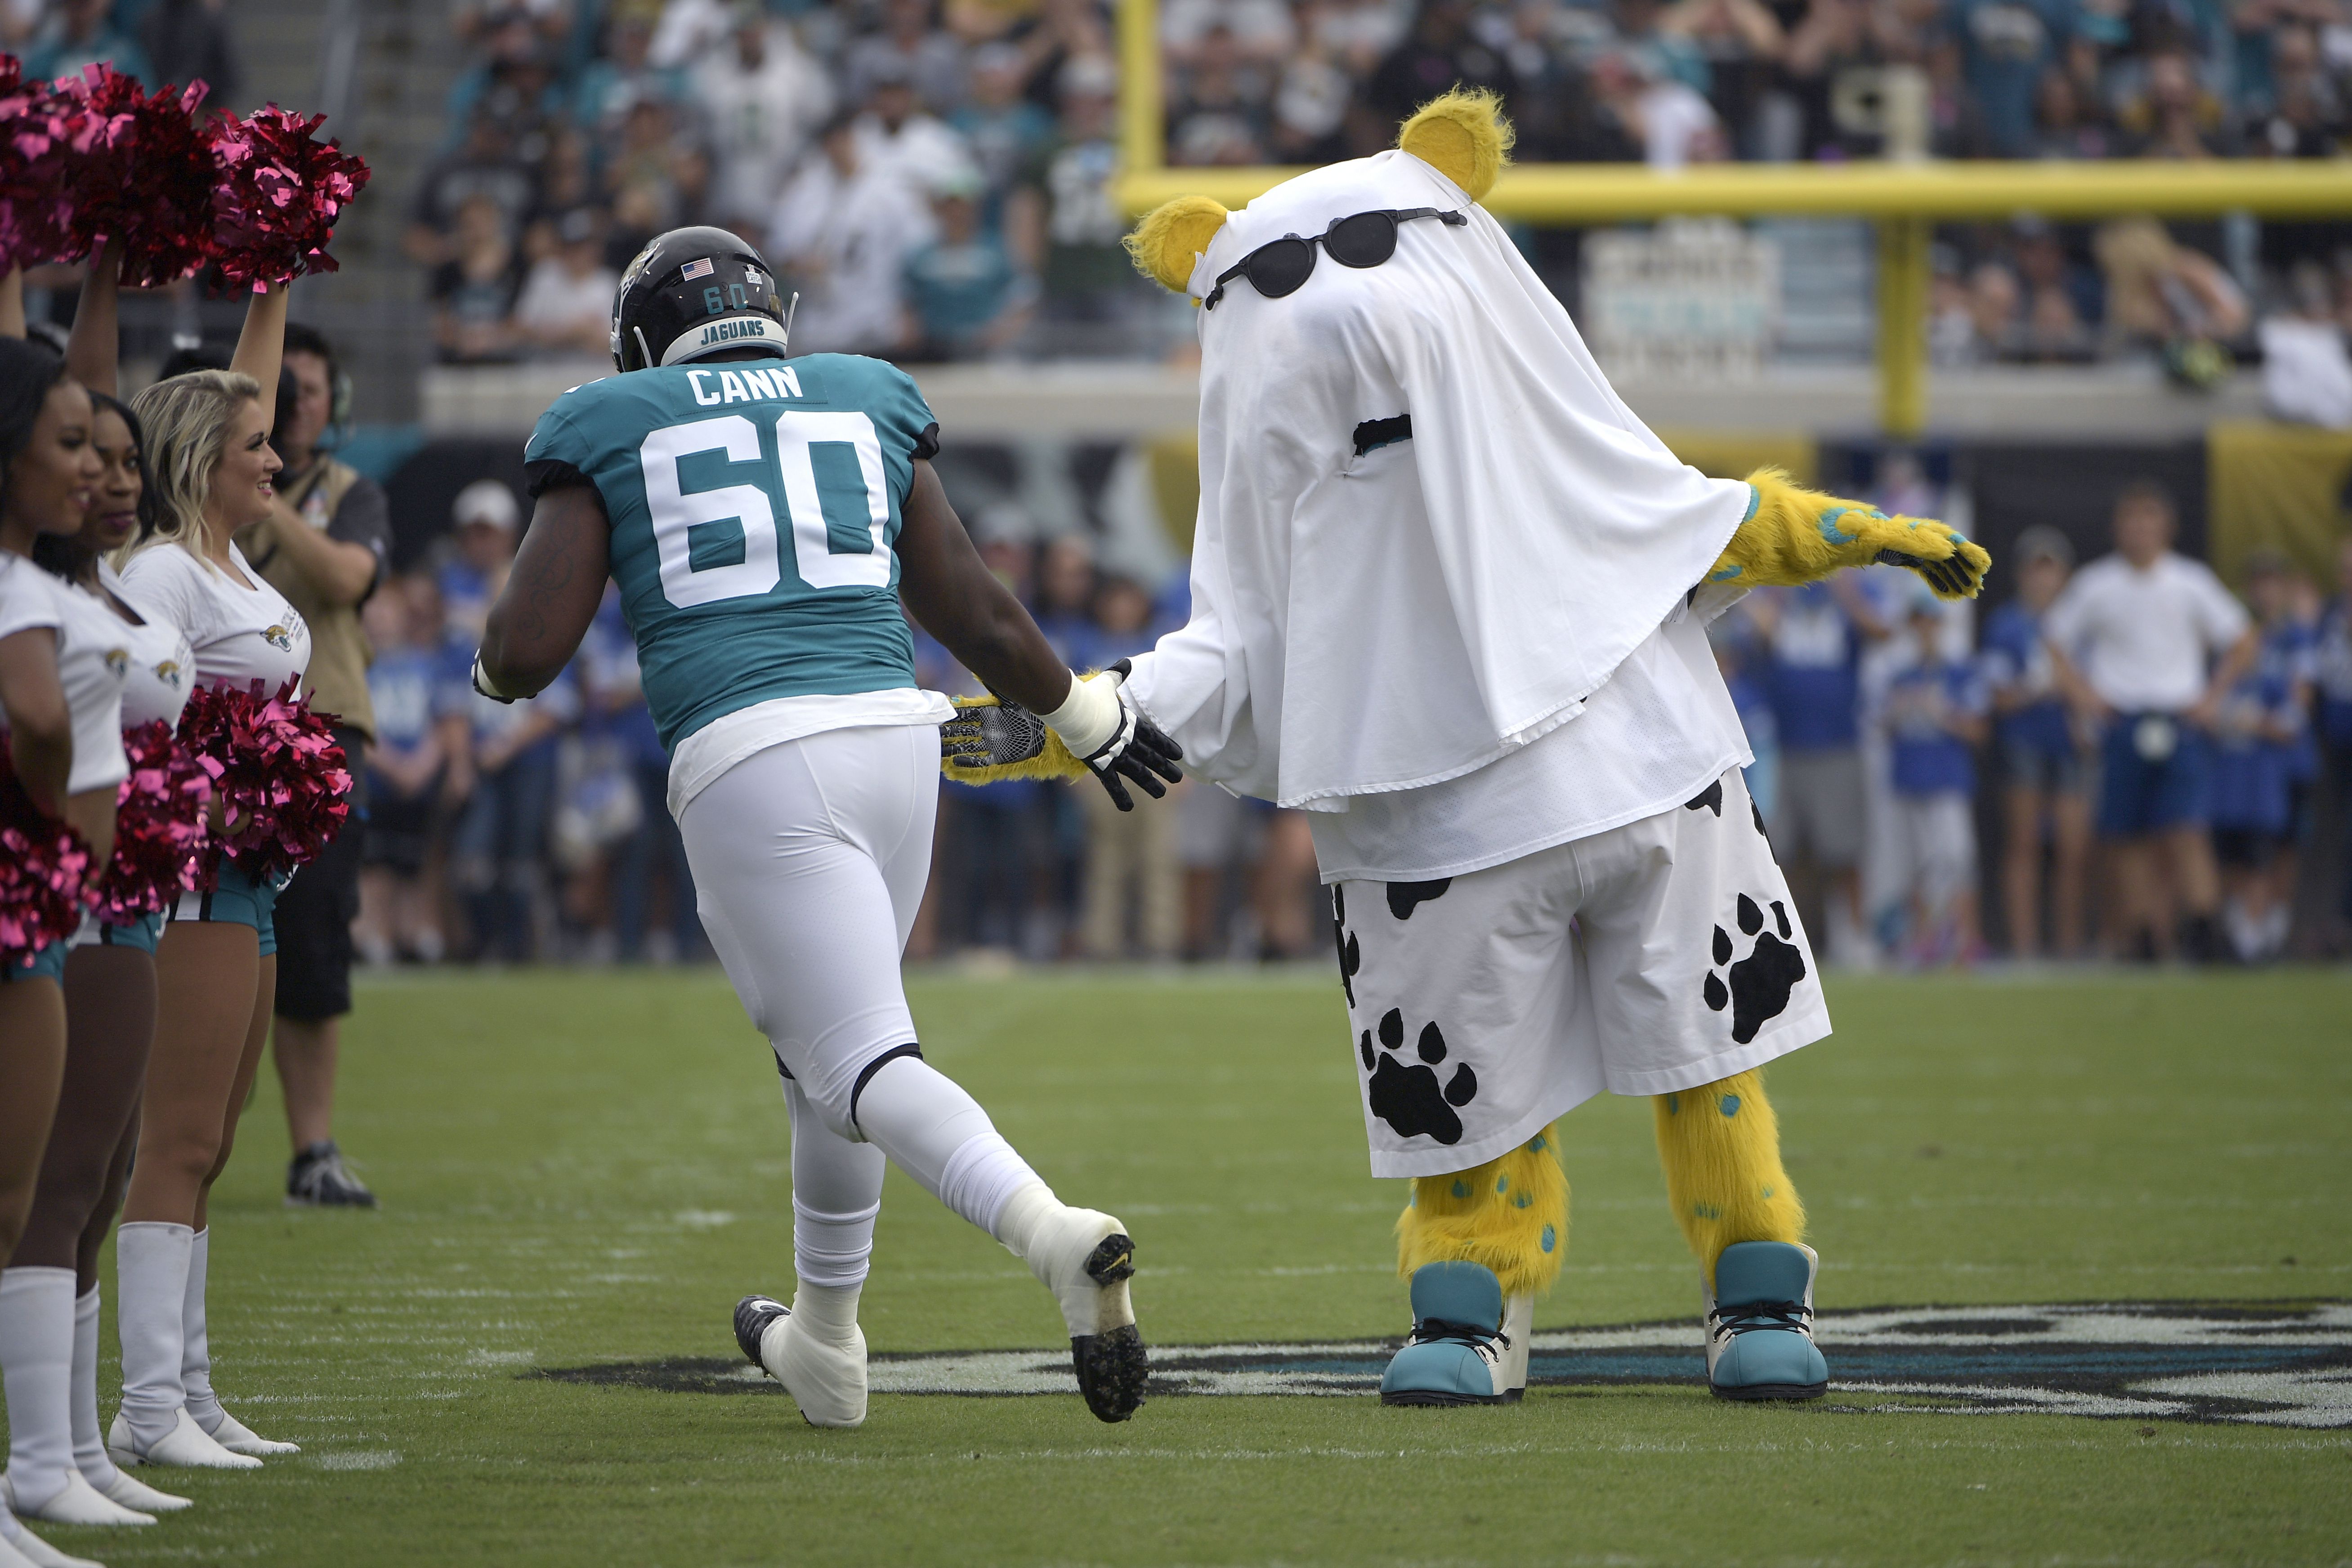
[0,331,122,1568]
[107,285,305,1472]
[0,246,197,1528]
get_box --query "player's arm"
[476,482,609,701]
[899,458,1182,809]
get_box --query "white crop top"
[117,541,309,698]
[96,562,197,731]
[1,562,132,796]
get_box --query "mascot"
[952,92,1989,1403]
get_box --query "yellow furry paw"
[1125,195,1230,294]
[1396,89,1514,201]
[1711,467,1992,600]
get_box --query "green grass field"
[11,966,2350,1566]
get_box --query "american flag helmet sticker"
[682,258,715,281]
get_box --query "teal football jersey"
[523,355,939,750]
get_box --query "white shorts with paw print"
[1329,767,1830,1178]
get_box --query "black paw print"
[1704,893,1806,1045]
[1361,1007,1476,1144]
[1688,775,1771,841]
[1331,887,1361,1006]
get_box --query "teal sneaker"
[1705,1241,1828,1401]
[1380,1262,1513,1407]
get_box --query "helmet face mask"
[610,226,792,372]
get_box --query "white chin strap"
[660,311,793,367]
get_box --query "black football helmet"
[609,226,791,373]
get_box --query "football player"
[470,227,1182,1426]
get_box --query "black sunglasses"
[1203,207,1467,309]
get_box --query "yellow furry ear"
[1123,195,1230,294]
[1397,88,1514,202]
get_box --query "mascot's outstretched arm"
[1718,468,1993,600]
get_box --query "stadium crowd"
[398,0,2352,370]
[369,449,2352,971]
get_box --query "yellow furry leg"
[1653,1071,1806,1289]
[1395,1129,1568,1298]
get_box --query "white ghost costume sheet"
[1122,149,1755,850]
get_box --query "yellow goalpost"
[1110,0,2352,436]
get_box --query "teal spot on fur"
[1720,1094,1742,1118]
[1693,1202,1722,1220]
[1408,1189,1417,1206]
[1451,1179,1470,1199]
[1665,1094,1680,1116]
[1742,484,1760,523]
[1527,1133,1547,1153]
[1540,1224,1556,1253]
[1514,1192,1532,1209]
[1818,507,1860,545]
[1709,563,1743,583]
[1496,1175,1510,1194]
[1761,1184,1775,1199]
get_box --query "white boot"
[111,1223,190,1456]
[0,1269,107,1523]
[994,1186,1145,1423]
[70,1287,187,1513]
[745,1284,868,1430]
[0,1511,103,1568]
[182,1231,296,1457]
[0,1472,152,1528]
[105,1407,256,1473]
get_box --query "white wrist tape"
[1039,670,1122,757]
[470,651,519,704]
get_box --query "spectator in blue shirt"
[437,478,521,645]
[355,574,452,966]
[1945,0,2077,156]
[901,167,1035,361]
[438,623,577,964]
[579,585,702,963]
[1981,525,2089,958]
[1885,594,1993,964]
[1757,576,1887,963]
[2210,552,2315,961]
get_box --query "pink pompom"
[0,754,94,961]
[92,719,215,923]
[206,105,370,290]
[0,62,80,272]
[180,679,351,883]
[48,64,213,286]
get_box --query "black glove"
[1082,659,1184,812]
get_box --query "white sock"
[71,1283,118,1488]
[853,1055,1047,1236]
[784,1082,884,1291]
[788,1283,863,1348]
[991,1181,1060,1260]
[114,1221,192,1446]
[182,1227,223,1433]
[0,1267,78,1511]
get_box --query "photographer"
[238,322,389,1207]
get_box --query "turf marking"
[537,1300,2352,1428]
